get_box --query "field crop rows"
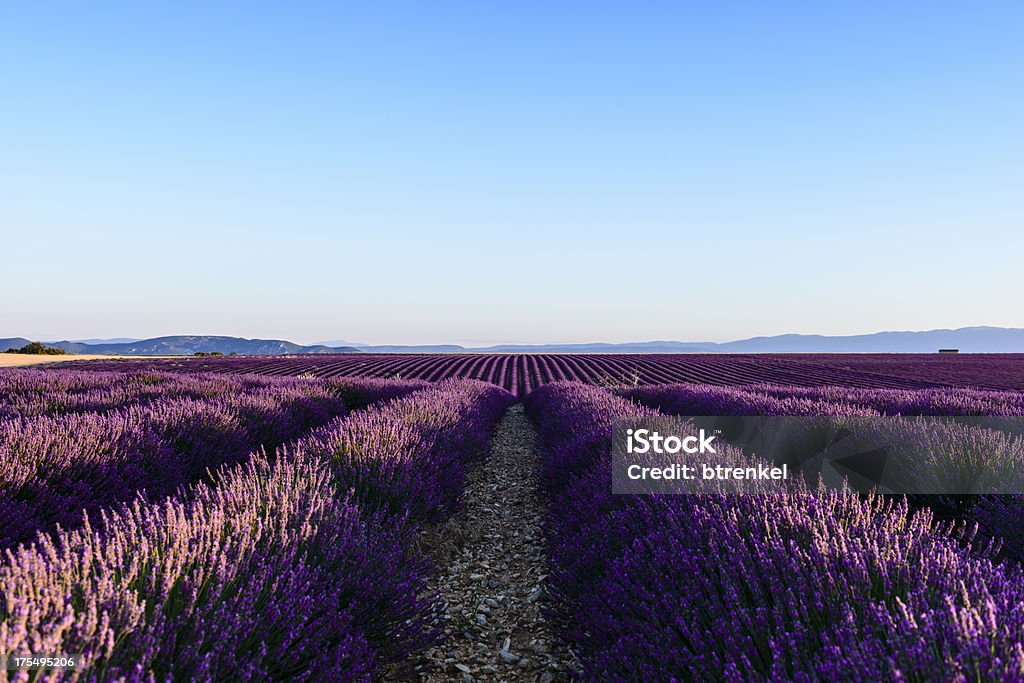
[625,382,1024,560]
[0,369,514,680]
[6,361,1024,680]
[63,352,1024,395]
[528,381,1024,680]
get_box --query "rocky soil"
[400,404,577,682]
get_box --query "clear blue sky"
[3,2,1022,345]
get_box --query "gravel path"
[405,404,576,682]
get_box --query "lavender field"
[2,357,1024,680]
[56,352,1024,396]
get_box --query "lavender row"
[0,369,285,420]
[0,369,431,420]
[622,382,880,418]
[302,378,516,522]
[746,383,1024,417]
[626,383,1024,557]
[0,375,429,550]
[622,384,1024,493]
[526,382,1024,681]
[0,450,431,681]
[0,379,514,680]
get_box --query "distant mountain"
[314,340,466,353]
[299,327,1024,353]
[358,344,467,353]
[0,338,33,352]
[335,341,716,353]
[471,341,718,353]
[5,327,1024,356]
[711,327,1024,353]
[67,337,142,345]
[465,327,1024,353]
[313,339,363,348]
[14,336,361,356]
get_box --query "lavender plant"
[301,379,515,521]
[527,382,1024,681]
[0,376,512,680]
[0,449,435,681]
[0,374,429,549]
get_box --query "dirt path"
[412,404,576,682]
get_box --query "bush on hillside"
[4,342,65,355]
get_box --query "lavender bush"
[0,375,512,680]
[302,379,515,521]
[0,373,429,550]
[747,383,1024,417]
[629,382,1024,561]
[0,369,427,420]
[623,383,878,418]
[0,449,434,681]
[527,382,1024,681]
